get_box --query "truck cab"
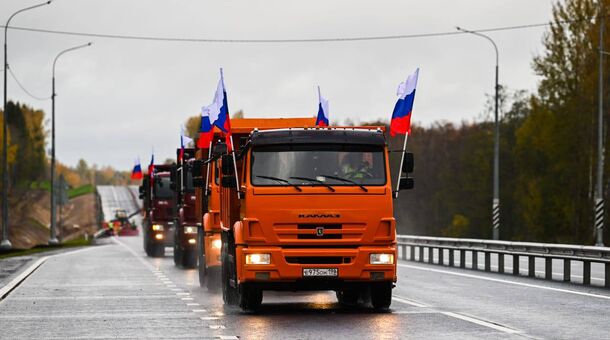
[217,127,413,310]
[171,148,199,268]
[140,164,175,257]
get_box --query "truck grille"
[273,223,365,243]
[285,256,350,264]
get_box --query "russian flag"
[131,158,143,180]
[148,153,154,185]
[179,127,193,162]
[315,86,329,127]
[390,68,419,136]
[197,106,214,149]
[204,69,232,152]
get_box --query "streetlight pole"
[457,26,501,240]
[596,9,607,247]
[2,1,52,251]
[49,42,92,245]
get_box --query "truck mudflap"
[235,246,397,284]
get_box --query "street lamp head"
[87,42,93,46]
[47,1,52,4]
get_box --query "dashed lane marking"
[392,295,430,307]
[201,316,220,320]
[210,325,226,329]
[181,297,194,301]
[441,312,521,334]
[192,309,207,313]
[398,263,610,301]
[186,303,200,306]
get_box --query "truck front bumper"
[236,245,396,286]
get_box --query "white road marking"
[201,316,220,320]
[186,303,200,306]
[177,292,190,296]
[171,288,182,291]
[218,337,239,340]
[399,263,610,300]
[392,295,430,307]
[192,309,207,313]
[441,312,520,334]
[209,325,226,329]
[181,297,194,301]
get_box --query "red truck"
[171,148,199,268]
[139,164,175,257]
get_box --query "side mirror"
[402,152,414,173]
[192,177,205,188]
[399,177,414,191]
[221,176,237,188]
[213,143,228,157]
[221,155,234,176]
[193,160,205,177]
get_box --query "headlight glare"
[370,253,394,265]
[245,253,271,265]
[184,226,197,234]
[152,224,164,231]
[212,239,222,249]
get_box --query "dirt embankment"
[1,190,98,249]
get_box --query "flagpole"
[229,135,241,199]
[318,86,321,102]
[204,141,212,196]
[394,132,409,198]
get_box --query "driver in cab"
[340,153,372,180]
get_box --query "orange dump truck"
[194,118,316,291]
[212,126,414,310]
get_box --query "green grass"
[0,236,93,259]
[68,184,95,199]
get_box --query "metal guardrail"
[396,235,610,288]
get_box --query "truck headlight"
[152,224,164,231]
[245,253,271,265]
[212,239,222,249]
[370,253,394,265]
[154,233,164,240]
[184,226,197,234]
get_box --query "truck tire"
[198,230,206,287]
[221,232,239,305]
[206,266,221,292]
[173,227,182,266]
[151,243,165,258]
[182,248,197,269]
[144,237,153,257]
[336,289,359,307]
[238,283,262,311]
[370,282,392,310]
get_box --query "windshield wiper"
[289,176,336,192]
[321,174,368,192]
[256,175,302,191]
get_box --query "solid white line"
[392,295,429,307]
[441,312,520,334]
[398,263,610,300]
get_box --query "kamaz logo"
[298,213,340,218]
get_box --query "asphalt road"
[1,186,609,339]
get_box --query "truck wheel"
[370,282,392,310]
[336,289,359,306]
[198,230,206,287]
[238,283,262,311]
[182,248,197,269]
[206,266,221,292]
[221,233,239,305]
[151,243,165,258]
[173,227,182,266]
[144,237,152,257]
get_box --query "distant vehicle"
[98,208,138,237]
[139,164,175,257]
[170,148,199,268]
[200,125,413,311]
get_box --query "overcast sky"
[1,0,556,170]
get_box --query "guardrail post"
[402,244,407,261]
[583,261,591,285]
[439,248,444,265]
[419,246,424,263]
[545,258,552,280]
[528,256,535,277]
[410,245,415,261]
[513,255,519,275]
[449,248,455,267]
[498,254,504,273]
[563,259,571,282]
[428,247,434,264]
[605,263,610,288]
[460,249,466,268]
[472,250,478,270]
[484,252,491,272]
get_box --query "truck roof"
[250,127,386,146]
[230,117,316,134]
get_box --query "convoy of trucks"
[136,118,414,311]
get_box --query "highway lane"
[1,185,609,339]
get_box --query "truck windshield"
[154,177,173,198]
[251,144,386,187]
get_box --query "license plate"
[302,268,338,277]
